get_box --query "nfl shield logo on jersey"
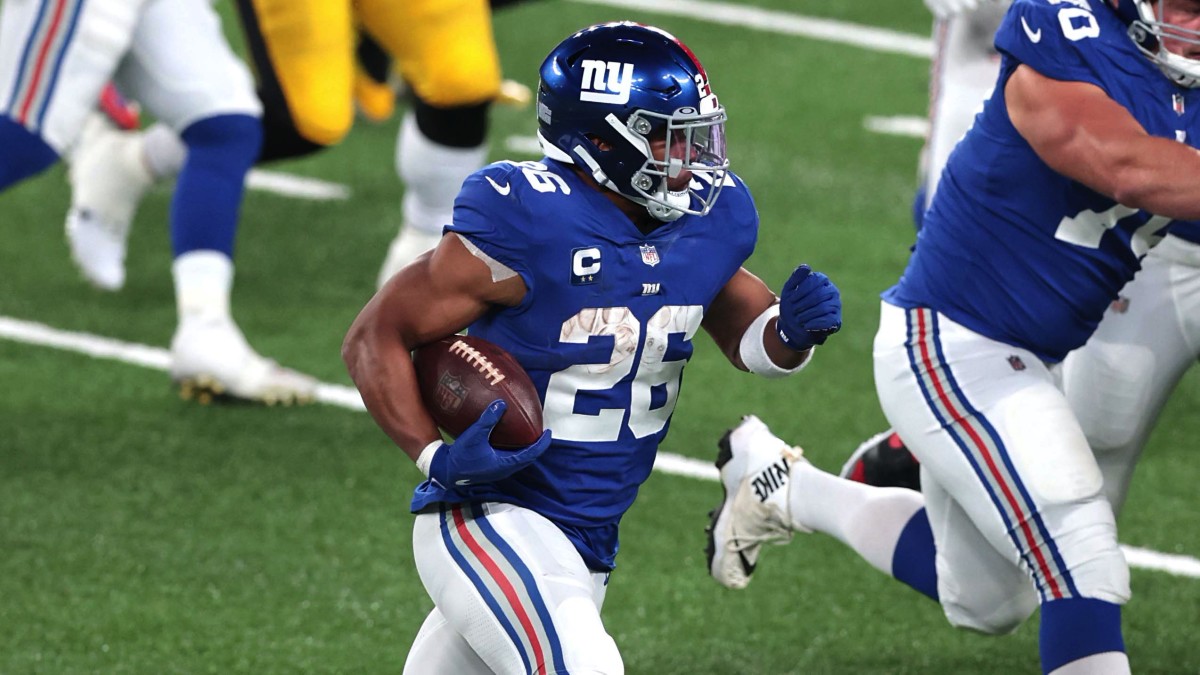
[639,244,661,267]
[435,372,468,414]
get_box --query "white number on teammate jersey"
[1054,204,1169,257]
[544,305,704,442]
[507,160,572,194]
[1048,0,1100,41]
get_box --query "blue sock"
[1040,597,1124,674]
[891,507,939,601]
[171,114,262,257]
[0,116,58,189]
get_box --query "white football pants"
[0,0,259,153]
[1061,234,1200,515]
[874,302,1130,634]
[405,502,623,675]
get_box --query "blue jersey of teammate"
[887,0,1200,361]
[411,158,758,571]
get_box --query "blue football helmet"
[537,22,729,222]
[1118,0,1200,87]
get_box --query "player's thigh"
[0,0,144,152]
[1061,234,1200,511]
[239,0,353,146]
[413,503,622,675]
[357,0,500,107]
[923,472,1037,634]
[404,607,493,675]
[875,304,1128,606]
[117,0,260,133]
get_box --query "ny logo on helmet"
[579,60,634,104]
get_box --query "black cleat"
[839,429,922,491]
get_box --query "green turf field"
[1,1,1197,672]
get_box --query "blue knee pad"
[0,116,58,189]
[171,114,262,257]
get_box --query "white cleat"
[706,415,808,590]
[377,227,442,289]
[65,209,130,291]
[170,318,317,406]
[65,114,153,291]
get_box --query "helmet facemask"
[624,106,729,222]
[1129,0,1200,87]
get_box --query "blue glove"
[429,400,551,488]
[776,264,842,351]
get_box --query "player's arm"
[702,265,841,376]
[341,234,525,462]
[1007,64,1200,219]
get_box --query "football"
[412,334,544,448]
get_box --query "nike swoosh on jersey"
[1021,16,1042,43]
[456,478,472,486]
[485,176,511,195]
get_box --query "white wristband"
[415,440,443,478]
[738,303,812,379]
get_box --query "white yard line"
[246,169,351,201]
[569,0,932,58]
[504,135,545,157]
[864,115,930,139]
[1121,545,1200,579]
[2,314,1196,580]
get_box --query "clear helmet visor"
[1131,0,1200,87]
[627,106,730,220]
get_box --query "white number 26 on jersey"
[544,305,704,442]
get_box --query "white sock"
[173,250,233,324]
[395,112,487,236]
[1048,652,1130,675]
[142,123,187,181]
[789,462,926,574]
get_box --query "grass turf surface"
[0,1,1197,672]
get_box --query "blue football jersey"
[886,0,1200,361]
[411,158,758,571]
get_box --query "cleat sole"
[174,373,317,407]
[705,428,736,577]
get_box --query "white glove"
[923,0,984,20]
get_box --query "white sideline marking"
[2,314,1196,580]
[864,115,930,139]
[246,169,351,201]
[569,0,933,59]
